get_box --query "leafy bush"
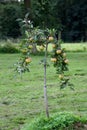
[0,41,20,53]
[21,112,87,130]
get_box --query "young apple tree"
[15,15,70,118]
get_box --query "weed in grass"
[21,112,87,130]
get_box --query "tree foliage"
[0,0,87,42]
[0,2,24,39]
[31,0,87,42]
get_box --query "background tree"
[0,0,87,42]
[24,0,31,9]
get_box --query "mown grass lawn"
[0,51,87,130]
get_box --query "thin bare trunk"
[44,43,49,118]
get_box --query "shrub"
[0,41,20,53]
[21,112,87,130]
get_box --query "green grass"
[61,43,87,52]
[48,43,87,52]
[0,51,87,130]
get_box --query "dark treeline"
[0,0,87,42]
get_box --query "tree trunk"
[24,0,32,19]
[24,0,31,9]
[31,44,38,54]
[44,43,49,118]
[24,0,37,54]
